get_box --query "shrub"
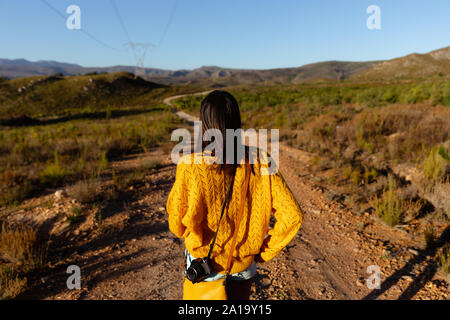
[424,225,438,248]
[351,169,361,186]
[67,180,101,204]
[0,223,45,299]
[364,168,378,183]
[40,164,67,187]
[67,180,117,205]
[66,205,83,224]
[40,153,68,187]
[0,269,27,300]
[438,243,450,276]
[0,223,45,272]
[343,166,352,179]
[375,177,403,226]
[99,151,109,171]
[422,146,450,181]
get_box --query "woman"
[166,90,303,300]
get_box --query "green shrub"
[364,168,378,183]
[40,163,67,187]
[375,177,403,226]
[422,146,449,181]
[438,243,450,276]
[99,151,109,171]
[66,205,83,224]
[40,152,68,187]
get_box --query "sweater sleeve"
[166,161,189,238]
[258,168,303,262]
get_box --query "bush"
[375,177,403,226]
[422,146,450,181]
[0,223,45,299]
[438,243,450,276]
[424,225,438,248]
[40,152,68,187]
[66,205,83,224]
[67,180,101,204]
[40,163,67,187]
[0,269,27,300]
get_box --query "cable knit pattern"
[166,150,303,275]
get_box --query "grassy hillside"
[0,58,379,86]
[353,46,450,81]
[0,72,170,118]
[0,72,202,208]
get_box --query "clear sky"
[0,0,449,70]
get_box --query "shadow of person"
[363,225,449,300]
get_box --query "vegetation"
[66,205,83,224]
[175,80,450,117]
[0,223,45,299]
[0,72,188,208]
[174,78,450,226]
[375,177,404,226]
[438,243,450,277]
[422,145,450,181]
[0,109,181,207]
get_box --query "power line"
[157,0,180,48]
[110,0,179,49]
[109,0,179,75]
[39,0,123,52]
[110,0,133,45]
[109,0,139,64]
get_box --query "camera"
[186,258,213,283]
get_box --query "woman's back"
[167,149,303,275]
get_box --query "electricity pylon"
[124,42,155,78]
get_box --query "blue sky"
[0,0,449,70]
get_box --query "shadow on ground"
[363,225,450,300]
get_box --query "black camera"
[186,258,213,283]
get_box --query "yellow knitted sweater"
[166,151,303,275]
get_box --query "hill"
[0,58,380,85]
[0,72,167,119]
[3,46,450,85]
[352,46,450,81]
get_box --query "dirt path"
[16,93,448,300]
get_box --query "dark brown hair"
[199,90,253,173]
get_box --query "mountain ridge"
[1,46,449,84]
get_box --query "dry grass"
[67,180,118,206]
[0,272,27,300]
[0,222,45,299]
